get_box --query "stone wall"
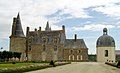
[31,44,64,61]
[64,48,88,61]
[10,37,26,61]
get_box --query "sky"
[0,0,120,54]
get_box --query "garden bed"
[0,61,70,73]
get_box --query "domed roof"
[96,28,115,47]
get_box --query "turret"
[9,13,26,61]
[45,21,51,31]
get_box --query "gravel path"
[25,62,120,73]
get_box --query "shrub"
[12,62,16,64]
[49,60,55,67]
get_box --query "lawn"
[0,61,70,73]
[0,62,46,68]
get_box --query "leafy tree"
[0,51,22,62]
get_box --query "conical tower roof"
[11,13,25,37]
[45,21,51,31]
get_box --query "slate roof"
[14,13,25,37]
[96,28,115,47]
[28,30,66,44]
[64,39,87,49]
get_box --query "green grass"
[0,62,71,73]
[0,62,45,68]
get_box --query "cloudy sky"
[0,0,120,54]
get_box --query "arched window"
[70,50,73,54]
[78,50,81,53]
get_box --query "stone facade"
[64,35,88,61]
[10,13,88,62]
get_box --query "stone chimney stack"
[35,28,37,31]
[26,27,29,37]
[39,27,41,31]
[74,34,77,42]
[62,25,65,31]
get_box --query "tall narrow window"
[54,38,57,43]
[43,45,46,51]
[70,50,73,54]
[77,55,79,60]
[54,45,57,51]
[105,50,108,57]
[43,38,46,43]
[78,50,81,53]
[81,55,83,60]
[29,46,31,51]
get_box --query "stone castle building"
[96,28,115,62]
[10,13,88,62]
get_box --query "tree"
[16,52,21,60]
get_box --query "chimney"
[13,17,16,23]
[11,17,17,36]
[26,27,29,37]
[39,27,41,31]
[74,34,77,42]
[35,28,37,31]
[62,25,65,31]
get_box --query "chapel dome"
[96,28,115,47]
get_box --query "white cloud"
[0,0,118,38]
[0,0,120,51]
[72,24,115,31]
[93,3,120,18]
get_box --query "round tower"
[96,28,115,62]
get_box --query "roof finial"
[103,28,107,35]
[17,12,20,19]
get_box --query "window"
[70,50,73,54]
[47,38,49,43]
[54,38,57,43]
[43,38,46,43]
[29,46,31,51]
[105,50,108,57]
[43,45,46,51]
[54,45,57,51]
[78,50,81,53]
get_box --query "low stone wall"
[105,61,120,68]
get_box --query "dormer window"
[78,50,81,53]
[70,50,73,54]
